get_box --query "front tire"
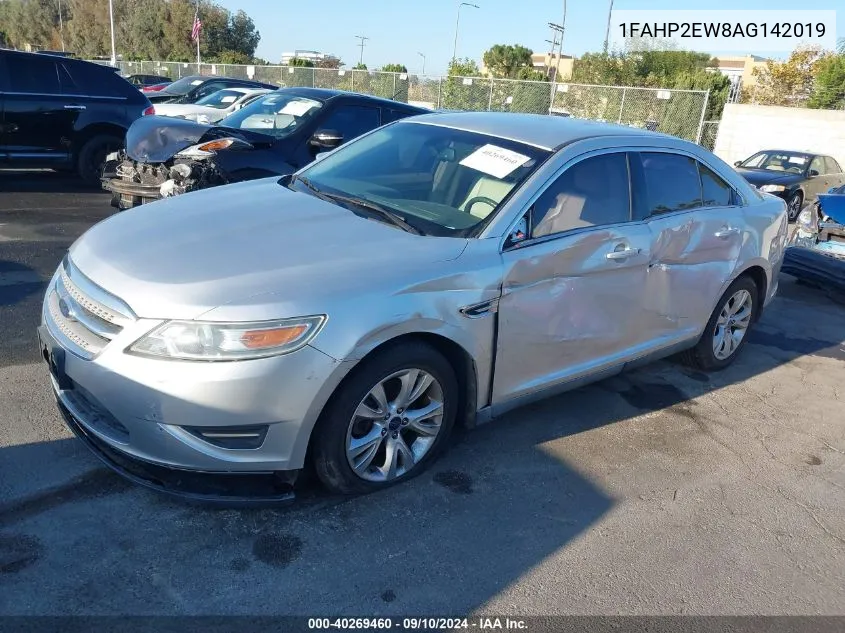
[682,276,758,371]
[313,342,458,495]
[77,134,122,186]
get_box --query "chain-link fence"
[101,60,711,143]
[698,121,720,152]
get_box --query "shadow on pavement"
[0,170,106,195]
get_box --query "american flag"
[191,7,202,42]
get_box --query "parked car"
[783,183,845,293]
[103,88,427,209]
[125,74,171,88]
[152,87,272,124]
[140,82,173,94]
[39,112,788,500]
[145,75,277,105]
[0,49,152,183]
[733,150,845,221]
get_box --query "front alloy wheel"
[346,369,444,482]
[313,342,458,494]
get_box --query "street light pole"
[603,0,614,53]
[108,0,117,65]
[57,0,65,52]
[452,2,479,61]
[417,52,426,75]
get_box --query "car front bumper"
[39,273,352,497]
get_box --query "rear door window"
[633,152,703,220]
[699,163,735,207]
[6,55,60,94]
[382,108,414,124]
[62,61,133,97]
[823,157,841,174]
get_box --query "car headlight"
[174,137,252,159]
[759,184,786,193]
[128,316,326,361]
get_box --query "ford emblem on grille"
[58,296,76,321]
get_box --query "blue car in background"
[783,183,845,293]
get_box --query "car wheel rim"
[345,368,444,483]
[789,196,801,219]
[712,289,753,360]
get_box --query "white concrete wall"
[714,103,845,169]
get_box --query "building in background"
[280,50,341,66]
[710,55,769,88]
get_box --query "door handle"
[63,105,86,110]
[606,246,640,260]
[714,226,740,239]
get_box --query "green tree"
[482,44,533,78]
[380,63,407,73]
[747,45,829,106]
[808,54,845,109]
[354,62,367,70]
[289,57,315,67]
[442,57,487,110]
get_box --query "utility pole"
[452,2,479,61]
[417,52,426,75]
[355,35,369,66]
[603,0,615,53]
[108,0,116,65]
[57,0,64,52]
[547,22,564,80]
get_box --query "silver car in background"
[39,112,788,498]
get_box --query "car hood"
[735,168,804,187]
[68,178,469,320]
[124,115,274,163]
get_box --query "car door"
[492,151,655,404]
[1,53,78,164]
[805,155,828,200]
[291,101,382,169]
[632,151,743,340]
[824,157,845,190]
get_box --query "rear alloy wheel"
[682,276,758,371]
[786,192,803,222]
[313,343,457,494]
[77,134,123,186]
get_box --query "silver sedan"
[39,112,788,497]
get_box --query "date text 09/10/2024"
[307,617,529,630]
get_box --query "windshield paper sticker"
[459,144,530,179]
[220,96,238,103]
[278,100,317,116]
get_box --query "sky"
[216,0,844,74]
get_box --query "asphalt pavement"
[1,170,844,616]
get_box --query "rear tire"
[77,134,122,186]
[681,276,758,371]
[313,342,458,495]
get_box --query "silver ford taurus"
[39,112,788,498]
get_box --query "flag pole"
[196,0,201,72]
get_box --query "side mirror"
[808,169,820,177]
[734,161,742,167]
[506,216,529,247]
[309,129,343,150]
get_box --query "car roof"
[756,149,816,156]
[277,86,427,111]
[402,111,670,150]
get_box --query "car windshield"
[740,151,811,174]
[220,92,322,139]
[195,89,246,109]
[290,121,550,237]
[161,76,207,95]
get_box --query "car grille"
[45,257,135,360]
